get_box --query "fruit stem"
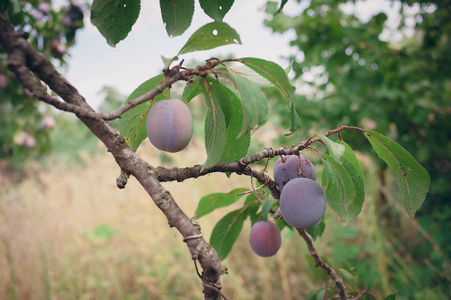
[297,154,304,178]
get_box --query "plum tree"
[0,1,433,298]
[279,178,327,229]
[249,221,281,257]
[273,154,316,191]
[146,99,193,153]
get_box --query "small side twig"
[297,229,347,300]
[0,16,228,300]
[156,125,365,199]
[97,58,241,121]
[116,169,130,189]
[349,284,377,300]
[194,260,229,300]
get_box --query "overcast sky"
[64,1,299,109]
[63,0,399,109]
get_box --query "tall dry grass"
[6,130,427,299]
[1,139,327,300]
[2,123,446,299]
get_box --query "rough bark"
[0,15,226,299]
[0,14,362,299]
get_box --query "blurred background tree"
[0,0,85,174]
[265,0,450,297]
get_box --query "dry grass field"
[0,137,400,299]
[0,139,311,299]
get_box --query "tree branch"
[96,58,240,120]
[349,284,377,300]
[297,229,348,299]
[155,125,365,198]
[0,12,366,299]
[5,53,96,118]
[0,15,226,299]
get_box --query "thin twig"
[0,15,367,299]
[349,284,377,300]
[297,229,347,299]
[97,58,241,120]
[156,125,365,199]
[0,16,228,300]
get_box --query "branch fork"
[0,14,371,299]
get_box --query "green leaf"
[340,141,365,223]
[118,74,168,151]
[305,288,326,300]
[238,57,295,105]
[320,152,357,226]
[201,77,228,168]
[261,196,277,221]
[161,55,178,69]
[339,268,358,290]
[201,77,250,166]
[219,87,251,163]
[178,21,241,55]
[244,193,261,225]
[289,102,302,134]
[305,216,325,240]
[203,106,227,168]
[223,65,272,88]
[305,254,328,282]
[276,0,289,14]
[284,60,294,74]
[316,134,345,162]
[364,130,430,217]
[195,188,247,219]
[383,293,397,300]
[159,0,194,37]
[228,72,269,136]
[341,140,365,180]
[276,218,292,231]
[91,0,140,47]
[210,208,247,260]
[199,0,234,21]
[182,77,202,103]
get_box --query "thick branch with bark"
[0,13,364,299]
[0,15,226,299]
[155,126,365,199]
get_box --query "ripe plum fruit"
[274,154,316,191]
[249,221,281,257]
[279,178,326,229]
[146,99,193,153]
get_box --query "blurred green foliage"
[0,0,86,169]
[265,0,450,298]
